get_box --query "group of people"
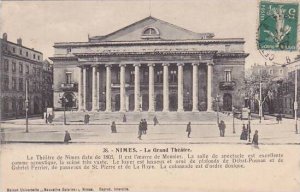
[138,119,148,140]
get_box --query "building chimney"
[17,38,22,45]
[2,33,7,41]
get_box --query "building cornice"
[72,50,217,57]
[53,38,246,48]
[215,52,249,58]
[2,51,43,65]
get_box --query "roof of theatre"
[53,16,245,47]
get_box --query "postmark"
[258,1,298,51]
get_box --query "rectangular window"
[26,52,29,57]
[19,62,23,73]
[19,78,23,91]
[66,72,72,84]
[12,47,16,53]
[38,55,40,60]
[12,78,16,90]
[4,59,9,72]
[33,54,36,59]
[12,61,16,72]
[2,76,9,90]
[20,49,22,55]
[225,70,232,82]
[26,65,29,74]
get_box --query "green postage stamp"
[258,1,299,50]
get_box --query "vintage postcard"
[1,0,300,191]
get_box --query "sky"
[1,0,299,68]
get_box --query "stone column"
[92,66,99,111]
[148,63,155,112]
[82,66,87,111]
[177,63,184,112]
[77,67,83,111]
[105,64,112,112]
[207,62,213,111]
[192,63,199,112]
[163,63,169,112]
[134,64,141,112]
[120,64,126,112]
[96,68,100,111]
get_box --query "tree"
[239,67,281,115]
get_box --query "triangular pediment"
[89,16,214,42]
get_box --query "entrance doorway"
[169,94,178,111]
[223,93,232,111]
[115,94,120,111]
[155,94,163,111]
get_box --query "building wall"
[0,34,46,119]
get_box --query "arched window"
[142,27,160,39]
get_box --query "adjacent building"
[0,33,50,119]
[50,16,248,112]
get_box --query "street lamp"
[232,106,236,134]
[59,94,67,125]
[294,67,298,134]
[25,79,29,133]
[215,94,220,124]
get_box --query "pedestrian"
[219,120,226,137]
[276,114,280,124]
[153,115,159,126]
[279,113,282,123]
[143,119,148,134]
[252,130,259,146]
[84,114,90,125]
[137,119,143,140]
[186,122,191,138]
[111,121,117,133]
[48,114,53,124]
[45,112,48,124]
[123,114,127,122]
[64,130,71,143]
[240,124,247,140]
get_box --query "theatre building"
[50,16,248,112]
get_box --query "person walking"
[143,119,148,134]
[252,130,259,146]
[48,114,53,124]
[111,121,117,133]
[64,130,71,143]
[84,114,90,125]
[137,119,143,140]
[153,116,159,126]
[219,120,226,137]
[186,122,191,138]
[123,114,127,122]
[240,124,247,140]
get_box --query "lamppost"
[294,67,298,134]
[232,106,236,134]
[215,94,220,125]
[25,79,29,133]
[248,108,251,142]
[187,91,190,111]
[59,94,67,125]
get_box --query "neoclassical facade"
[50,16,248,112]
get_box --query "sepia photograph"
[0,0,300,191]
